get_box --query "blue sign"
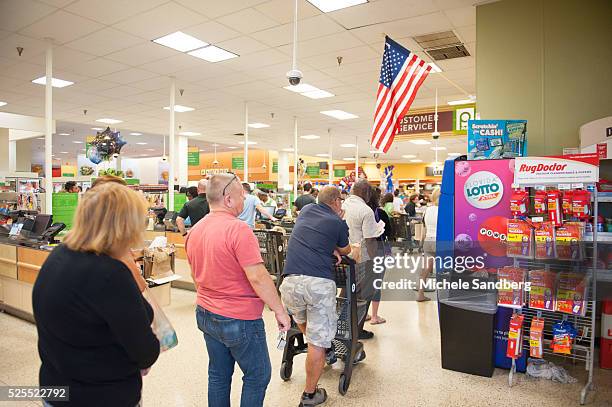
[467,119,527,160]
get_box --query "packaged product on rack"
[510,189,529,217]
[529,317,545,358]
[497,267,527,308]
[571,190,591,220]
[555,272,588,316]
[506,220,533,257]
[555,224,583,260]
[506,313,525,359]
[562,190,573,216]
[533,190,548,214]
[547,190,562,226]
[528,269,556,311]
[534,222,556,259]
[551,320,578,355]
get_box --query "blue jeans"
[196,306,271,407]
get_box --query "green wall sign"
[306,166,320,177]
[188,148,200,166]
[334,169,346,177]
[272,160,278,173]
[232,156,244,170]
[52,193,79,230]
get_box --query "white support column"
[278,151,289,190]
[293,116,298,198]
[8,140,16,172]
[44,41,53,214]
[354,135,359,179]
[328,128,333,185]
[244,102,249,182]
[176,136,188,186]
[168,77,176,210]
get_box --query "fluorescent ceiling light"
[448,152,461,156]
[301,134,320,140]
[179,131,201,136]
[188,45,238,62]
[284,84,319,93]
[58,133,70,136]
[136,142,148,145]
[343,157,356,161]
[91,127,104,131]
[340,143,356,148]
[410,159,423,163]
[152,31,208,52]
[199,149,205,152]
[248,123,270,128]
[448,98,474,105]
[146,148,156,152]
[96,118,122,124]
[320,110,358,120]
[302,89,334,99]
[59,151,69,154]
[238,141,257,145]
[72,141,83,144]
[227,146,238,149]
[32,76,74,88]
[140,154,149,157]
[130,132,143,136]
[282,148,295,152]
[307,0,368,13]
[428,62,442,73]
[431,146,446,151]
[316,153,329,157]
[163,105,195,112]
[0,101,7,107]
[409,139,431,145]
[402,154,416,158]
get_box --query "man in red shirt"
[186,173,291,407]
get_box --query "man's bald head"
[318,186,340,206]
[197,178,208,194]
[207,173,238,205]
[351,179,371,201]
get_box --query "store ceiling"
[0,0,482,164]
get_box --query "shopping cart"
[279,258,367,395]
[253,229,285,288]
[390,213,423,253]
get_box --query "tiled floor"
[1,287,611,406]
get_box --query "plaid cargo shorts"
[280,275,337,349]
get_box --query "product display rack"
[506,181,598,406]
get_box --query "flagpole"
[433,88,439,168]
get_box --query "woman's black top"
[405,201,417,217]
[32,245,160,407]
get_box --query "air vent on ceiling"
[413,30,471,61]
[234,132,244,136]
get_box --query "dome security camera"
[432,131,440,140]
[161,156,168,162]
[112,153,119,158]
[286,69,303,86]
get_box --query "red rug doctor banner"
[454,159,514,262]
[514,153,599,185]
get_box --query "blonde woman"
[417,187,440,302]
[33,183,159,407]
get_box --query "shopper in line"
[293,183,316,216]
[342,179,383,339]
[367,187,392,325]
[405,193,419,217]
[187,173,291,407]
[393,189,403,212]
[280,186,351,406]
[257,188,277,209]
[91,174,127,188]
[381,192,396,217]
[239,182,275,228]
[418,187,441,302]
[63,181,79,193]
[176,178,209,236]
[33,183,160,407]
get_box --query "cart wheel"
[353,349,366,364]
[280,361,292,381]
[338,373,350,395]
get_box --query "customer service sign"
[514,153,599,185]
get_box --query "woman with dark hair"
[366,186,392,325]
[381,192,395,217]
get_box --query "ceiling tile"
[36,46,97,70]
[19,10,105,44]
[217,8,280,34]
[0,34,49,62]
[216,36,268,55]
[139,53,204,75]
[0,76,24,91]
[112,2,208,41]
[251,14,345,48]
[455,25,475,43]
[222,48,289,71]
[175,0,268,19]
[2,61,47,81]
[98,68,159,84]
[330,0,438,29]
[350,12,454,45]
[130,76,172,92]
[183,21,241,44]
[444,5,476,27]
[105,42,177,67]
[66,27,144,56]
[0,0,57,32]
[76,78,122,93]
[302,45,379,69]
[281,32,364,59]
[64,57,129,78]
[65,0,167,25]
[435,55,474,71]
[36,0,76,7]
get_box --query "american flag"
[371,36,432,153]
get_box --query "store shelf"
[583,232,612,242]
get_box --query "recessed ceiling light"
[37,137,45,140]
[163,105,195,112]
[343,157,356,161]
[248,123,269,129]
[96,118,122,124]
[402,154,417,158]
[58,133,70,136]
[300,134,320,140]
[448,152,461,157]
[283,84,319,93]
[130,132,143,136]
[136,142,148,145]
[146,149,156,152]
[227,146,238,149]
[140,154,149,157]
[306,0,368,13]
[199,149,205,152]
[428,62,443,73]
[179,131,201,136]
[320,110,358,120]
[282,148,295,152]
[316,153,329,157]
[188,45,238,62]
[340,143,356,148]
[72,141,83,144]
[369,150,383,154]
[152,31,208,52]
[431,146,446,151]
[410,159,423,163]
[53,157,61,160]
[238,141,257,145]
[32,76,74,88]
[91,127,104,131]
[59,151,69,154]
[0,101,7,107]
[448,98,475,105]
[409,139,431,145]
[302,89,335,99]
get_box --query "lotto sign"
[464,171,504,209]
[514,154,599,185]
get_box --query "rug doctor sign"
[513,153,599,185]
